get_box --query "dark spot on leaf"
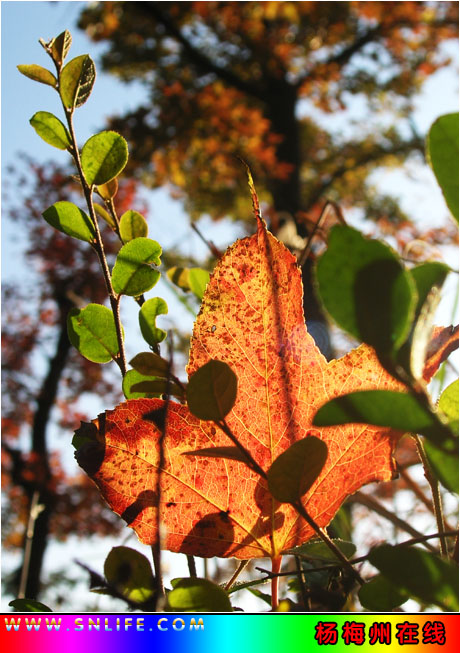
[166,501,176,508]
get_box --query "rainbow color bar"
[1,613,458,652]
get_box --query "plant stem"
[271,556,282,610]
[187,555,197,578]
[294,555,310,610]
[225,560,249,591]
[414,435,448,557]
[292,500,364,585]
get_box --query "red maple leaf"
[76,216,457,559]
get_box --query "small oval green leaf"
[427,113,459,222]
[122,369,162,399]
[358,575,408,611]
[167,266,191,291]
[167,577,232,612]
[267,436,328,504]
[104,546,155,605]
[9,598,53,612]
[189,268,210,300]
[316,226,416,358]
[42,201,95,242]
[424,439,458,494]
[30,111,71,150]
[59,54,96,109]
[67,304,121,363]
[439,379,459,431]
[130,351,169,376]
[187,359,237,421]
[120,210,149,243]
[94,203,117,229]
[97,178,118,201]
[139,297,168,347]
[81,131,128,186]
[50,30,72,65]
[17,64,57,88]
[112,238,162,296]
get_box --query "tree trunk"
[266,81,331,357]
[19,302,72,599]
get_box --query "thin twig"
[225,560,249,592]
[191,222,222,258]
[187,555,197,578]
[298,200,346,268]
[414,435,448,557]
[294,555,310,610]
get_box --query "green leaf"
[96,178,118,201]
[42,201,95,242]
[93,203,117,229]
[122,369,162,399]
[427,113,459,222]
[167,578,232,612]
[81,131,128,186]
[267,436,328,503]
[9,598,53,612]
[187,359,237,421]
[313,390,453,447]
[316,225,416,359]
[30,111,71,150]
[358,575,408,611]
[112,238,162,296]
[368,544,459,611]
[131,379,184,399]
[130,351,169,376]
[286,538,356,562]
[439,379,459,432]
[104,546,155,605]
[17,64,56,87]
[424,439,458,494]
[119,210,149,243]
[50,30,72,65]
[313,390,453,448]
[67,304,121,363]
[59,54,96,109]
[189,268,210,300]
[167,266,191,291]
[182,446,249,463]
[139,298,168,347]
[400,262,451,379]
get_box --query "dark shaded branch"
[144,2,268,101]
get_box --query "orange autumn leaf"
[76,216,455,560]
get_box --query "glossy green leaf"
[316,226,416,358]
[30,111,71,150]
[67,304,121,363]
[112,238,162,296]
[187,359,237,421]
[286,538,356,561]
[189,268,210,300]
[42,201,95,242]
[411,262,451,316]
[50,30,72,65]
[104,546,155,605]
[9,598,53,612]
[167,578,232,612]
[427,113,459,222]
[96,178,118,201]
[368,544,459,611]
[313,390,453,446]
[119,210,149,243]
[139,297,168,346]
[122,369,162,399]
[358,575,408,611]
[59,54,95,109]
[17,64,57,88]
[81,131,128,186]
[129,351,169,377]
[267,436,328,503]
